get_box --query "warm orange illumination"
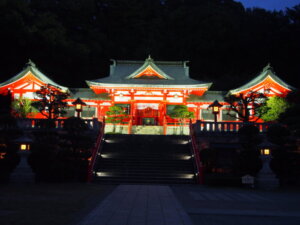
[20,144,30,151]
[135,66,165,79]
[261,149,270,155]
[213,106,219,113]
[75,104,82,110]
[0,152,6,159]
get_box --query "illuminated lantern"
[14,134,33,151]
[208,100,223,122]
[261,148,270,155]
[0,152,6,159]
[257,139,279,189]
[258,139,277,156]
[72,97,86,118]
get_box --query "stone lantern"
[256,139,279,190]
[11,133,35,183]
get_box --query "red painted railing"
[128,118,132,134]
[163,116,167,135]
[87,118,105,182]
[189,121,204,184]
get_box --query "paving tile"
[77,184,194,225]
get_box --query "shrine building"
[0,57,294,134]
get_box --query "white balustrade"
[193,120,269,134]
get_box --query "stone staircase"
[94,134,196,184]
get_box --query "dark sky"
[236,0,300,10]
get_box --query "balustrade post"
[128,119,132,134]
[31,119,35,128]
[220,122,224,132]
[163,116,167,135]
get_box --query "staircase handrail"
[189,121,204,184]
[87,117,105,182]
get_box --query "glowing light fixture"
[208,100,223,122]
[0,152,6,159]
[261,149,270,155]
[14,134,33,151]
[258,140,278,156]
[72,97,86,118]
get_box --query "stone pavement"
[77,184,193,225]
[172,185,300,225]
[77,184,300,225]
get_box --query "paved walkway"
[77,184,300,225]
[172,185,300,225]
[77,185,193,225]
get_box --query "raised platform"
[104,125,190,135]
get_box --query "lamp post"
[73,97,86,118]
[208,100,222,123]
[257,139,279,190]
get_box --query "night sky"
[236,0,300,10]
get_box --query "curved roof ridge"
[0,60,68,91]
[114,59,186,65]
[228,64,295,95]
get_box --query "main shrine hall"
[0,57,294,134]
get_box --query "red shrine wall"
[0,71,292,124]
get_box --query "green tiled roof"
[228,64,295,95]
[86,57,212,89]
[68,88,110,100]
[0,60,68,91]
[187,91,226,102]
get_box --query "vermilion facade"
[0,58,294,131]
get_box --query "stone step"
[93,134,196,184]
[94,177,195,184]
[95,173,195,181]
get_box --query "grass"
[0,183,115,225]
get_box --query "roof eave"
[86,81,212,89]
[0,64,69,92]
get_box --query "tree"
[259,96,290,122]
[224,91,268,122]
[169,105,194,134]
[266,124,290,181]
[105,105,128,133]
[11,97,38,118]
[238,124,262,175]
[31,84,69,120]
[0,92,21,181]
[279,91,300,137]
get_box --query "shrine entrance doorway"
[142,117,155,125]
[136,104,159,125]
